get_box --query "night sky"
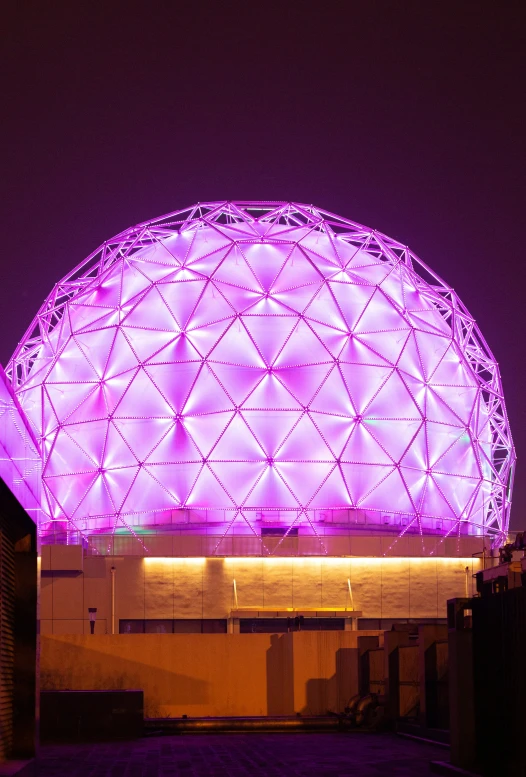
[2,2,525,527]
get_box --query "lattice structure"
[6,202,515,548]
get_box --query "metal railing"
[38,530,490,559]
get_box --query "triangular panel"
[276,414,334,461]
[309,367,355,416]
[242,410,301,456]
[186,465,235,507]
[243,466,299,508]
[113,370,174,418]
[243,374,302,410]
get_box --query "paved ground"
[38,732,446,776]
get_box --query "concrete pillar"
[357,635,380,696]
[398,644,419,718]
[417,624,448,728]
[449,629,476,770]
[447,599,476,771]
[384,630,412,720]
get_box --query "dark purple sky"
[2,2,525,527]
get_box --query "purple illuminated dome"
[8,202,515,543]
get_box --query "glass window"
[202,619,227,634]
[260,527,299,537]
[240,618,289,634]
[358,617,447,630]
[173,620,204,634]
[145,619,173,634]
[119,619,145,634]
[120,619,229,634]
[302,618,345,631]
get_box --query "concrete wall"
[289,631,364,714]
[40,631,382,718]
[40,554,482,634]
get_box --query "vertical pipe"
[233,578,238,608]
[111,566,116,635]
[464,566,469,598]
[347,578,354,610]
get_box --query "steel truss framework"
[7,202,515,552]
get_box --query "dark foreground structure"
[435,556,526,777]
[471,587,526,777]
[0,478,38,771]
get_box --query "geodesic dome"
[7,202,514,543]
